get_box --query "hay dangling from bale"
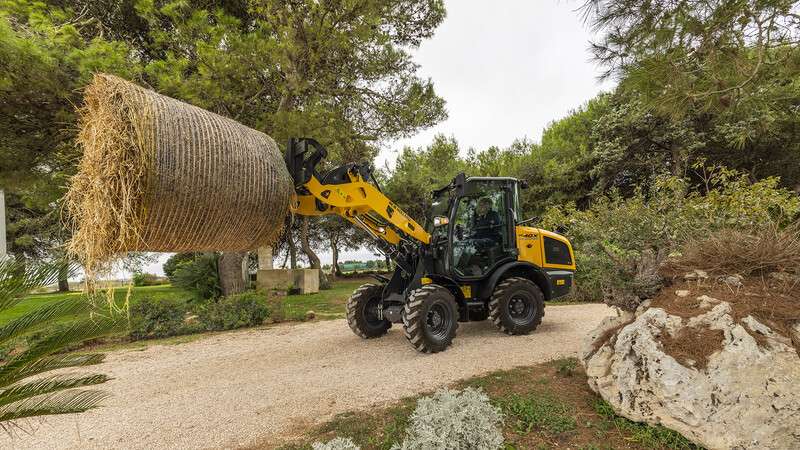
[66,74,292,272]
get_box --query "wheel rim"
[363,297,383,326]
[508,294,535,325]
[426,303,452,340]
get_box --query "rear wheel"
[346,284,391,339]
[403,285,459,353]
[489,277,545,335]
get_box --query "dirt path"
[3,304,612,450]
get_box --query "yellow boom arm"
[289,162,431,246]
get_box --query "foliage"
[542,166,800,307]
[129,296,191,340]
[312,437,361,450]
[0,258,124,429]
[592,399,698,449]
[196,292,270,332]
[132,272,165,287]
[171,253,222,300]
[393,387,504,450]
[497,392,577,436]
[162,253,199,281]
[583,0,800,116]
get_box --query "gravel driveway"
[2,303,612,449]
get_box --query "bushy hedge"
[128,291,272,339]
[130,297,193,340]
[195,292,270,331]
[542,166,800,309]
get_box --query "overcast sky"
[139,0,614,276]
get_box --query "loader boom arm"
[286,138,431,247]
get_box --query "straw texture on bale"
[66,74,292,270]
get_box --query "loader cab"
[428,174,521,280]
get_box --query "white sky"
[138,0,613,277]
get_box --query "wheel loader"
[285,138,576,353]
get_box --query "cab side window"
[544,237,571,266]
[451,188,512,277]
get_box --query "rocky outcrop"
[582,299,800,450]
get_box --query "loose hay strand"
[66,74,291,273]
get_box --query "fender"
[477,261,554,301]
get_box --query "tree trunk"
[330,239,340,279]
[219,251,247,296]
[57,264,70,292]
[287,234,297,269]
[300,217,328,288]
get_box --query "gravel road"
[2,303,612,450]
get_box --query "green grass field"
[7,277,586,326]
[4,279,375,325]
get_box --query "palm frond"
[1,354,106,387]
[0,389,109,425]
[0,374,110,408]
[0,316,121,386]
[0,297,91,346]
[0,259,70,312]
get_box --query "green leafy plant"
[196,292,270,331]
[497,392,576,436]
[542,166,800,309]
[171,253,221,300]
[129,297,192,340]
[592,399,697,449]
[0,258,124,429]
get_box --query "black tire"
[489,277,545,335]
[403,284,459,353]
[346,284,391,339]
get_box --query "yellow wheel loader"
[286,138,576,353]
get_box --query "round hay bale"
[66,74,292,271]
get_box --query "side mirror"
[519,180,529,190]
[433,216,449,227]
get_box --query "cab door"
[449,180,517,279]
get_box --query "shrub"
[196,291,270,331]
[130,297,191,340]
[312,437,360,450]
[132,272,166,286]
[542,166,800,310]
[172,253,222,300]
[393,387,504,450]
[163,252,200,281]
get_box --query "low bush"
[172,253,222,300]
[132,272,167,286]
[196,291,270,331]
[130,296,192,340]
[393,387,504,450]
[542,166,800,310]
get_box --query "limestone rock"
[582,302,800,450]
[697,295,720,309]
[675,290,690,297]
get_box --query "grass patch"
[275,359,701,450]
[280,280,372,320]
[498,392,577,435]
[592,399,697,449]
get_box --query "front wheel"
[346,284,391,339]
[489,277,545,335]
[403,285,459,353]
